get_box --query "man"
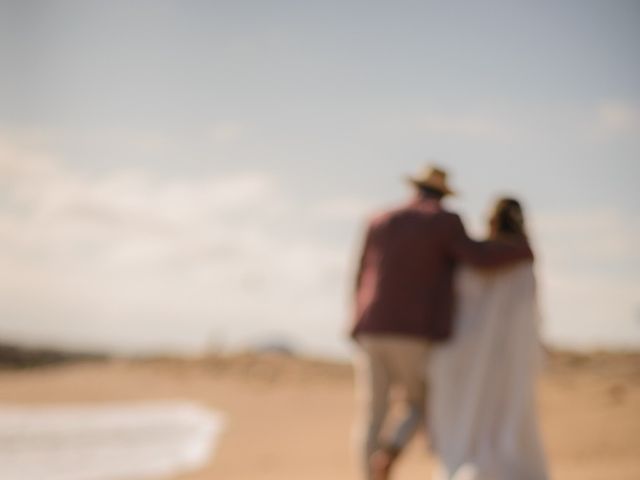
[351,165,533,480]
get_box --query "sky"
[0,0,639,357]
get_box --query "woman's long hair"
[490,197,527,239]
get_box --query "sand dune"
[0,351,638,479]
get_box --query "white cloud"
[312,196,377,221]
[540,269,640,349]
[530,209,640,349]
[531,209,640,264]
[0,134,352,355]
[0,136,58,183]
[597,100,640,135]
[1,130,638,355]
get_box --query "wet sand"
[0,351,638,480]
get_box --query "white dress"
[428,262,549,480]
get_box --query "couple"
[351,165,549,480]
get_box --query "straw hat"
[407,165,455,196]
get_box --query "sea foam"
[0,401,225,480]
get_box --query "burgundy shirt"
[352,197,533,342]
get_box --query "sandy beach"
[0,351,638,480]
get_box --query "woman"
[428,198,549,480]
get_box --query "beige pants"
[354,334,430,480]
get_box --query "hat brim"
[406,177,455,196]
